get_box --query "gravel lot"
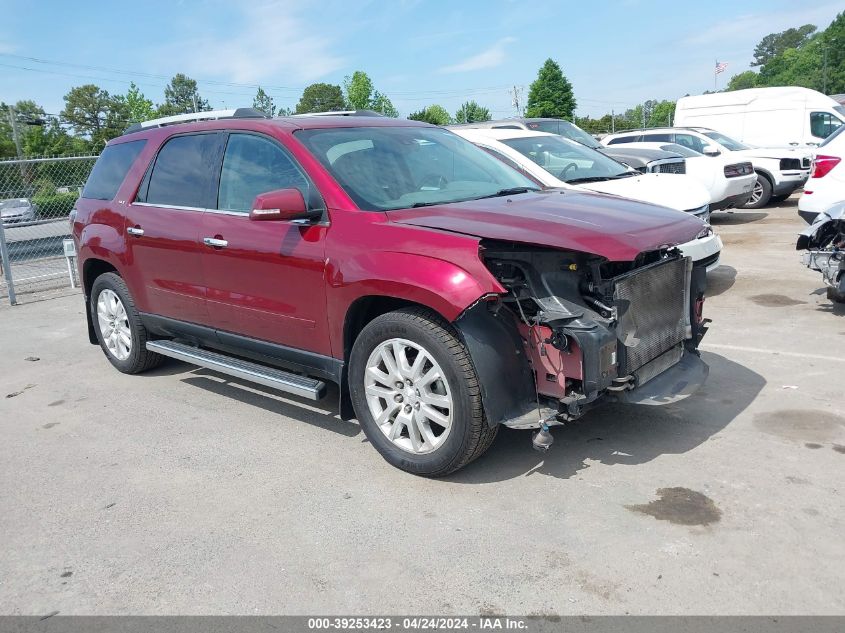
[1,195,843,616]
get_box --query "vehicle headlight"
[696,224,714,239]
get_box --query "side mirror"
[702,144,720,156]
[249,188,317,222]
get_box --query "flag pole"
[714,59,717,91]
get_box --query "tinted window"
[146,134,218,208]
[641,133,673,142]
[607,135,640,144]
[819,123,845,148]
[82,140,146,200]
[218,134,310,213]
[674,133,708,153]
[810,112,843,139]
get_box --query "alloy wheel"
[96,289,132,361]
[363,338,453,454]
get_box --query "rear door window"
[674,133,707,153]
[641,133,673,142]
[606,134,641,144]
[82,140,146,200]
[144,133,219,208]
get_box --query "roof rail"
[124,107,270,133]
[290,110,384,118]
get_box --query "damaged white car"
[797,201,845,303]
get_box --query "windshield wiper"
[567,173,636,184]
[411,201,442,208]
[477,187,536,199]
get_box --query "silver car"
[0,198,36,225]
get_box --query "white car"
[453,128,722,270]
[602,127,812,209]
[798,125,845,224]
[613,142,756,211]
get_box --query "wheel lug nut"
[394,394,403,403]
[414,402,420,410]
[395,381,404,389]
[404,405,412,413]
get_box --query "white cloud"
[158,2,345,85]
[438,37,516,74]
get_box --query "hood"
[387,189,705,262]
[577,173,710,212]
[734,146,812,161]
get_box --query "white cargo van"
[674,87,845,147]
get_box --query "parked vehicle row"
[603,127,812,208]
[74,109,712,476]
[450,128,721,269]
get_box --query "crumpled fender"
[797,201,845,250]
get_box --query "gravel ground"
[0,195,843,616]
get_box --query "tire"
[348,307,497,477]
[740,173,772,209]
[769,194,790,204]
[90,272,164,374]
[827,286,845,304]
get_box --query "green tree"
[344,71,375,110]
[753,24,817,66]
[648,100,676,127]
[61,85,127,148]
[371,91,399,117]
[159,74,210,116]
[408,104,452,125]
[726,70,759,91]
[124,82,155,124]
[295,83,345,114]
[526,58,576,119]
[253,86,276,116]
[454,101,491,124]
[821,11,845,93]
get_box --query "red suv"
[73,109,711,476]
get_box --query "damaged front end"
[455,241,710,430]
[797,202,845,303]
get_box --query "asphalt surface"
[0,195,843,615]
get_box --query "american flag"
[715,61,728,74]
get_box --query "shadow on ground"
[711,212,768,225]
[445,351,765,483]
[707,265,737,297]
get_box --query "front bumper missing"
[608,351,708,406]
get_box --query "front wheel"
[90,272,163,374]
[740,174,772,209]
[348,307,497,476]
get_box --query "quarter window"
[145,134,219,208]
[82,140,146,200]
[217,134,310,213]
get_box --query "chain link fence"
[0,155,98,305]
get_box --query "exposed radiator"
[613,257,690,380]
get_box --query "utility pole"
[509,85,523,116]
[611,109,615,133]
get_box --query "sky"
[1,0,843,121]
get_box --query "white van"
[674,87,845,147]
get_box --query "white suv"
[798,126,845,223]
[602,127,811,208]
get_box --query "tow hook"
[532,422,554,452]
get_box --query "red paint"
[517,323,583,399]
[74,117,704,364]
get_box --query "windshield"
[527,120,601,148]
[501,135,632,183]
[835,105,845,119]
[295,126,539,211]
[703,131,749,151]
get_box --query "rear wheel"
[741,173,772,209]
[90,272,163,374]
[349,307,497,477]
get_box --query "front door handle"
[203,237,228,248]
[127,226,144,236]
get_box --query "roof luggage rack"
[290,110,384,117]
[124,108,270,133]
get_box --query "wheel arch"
[82,258,120,344]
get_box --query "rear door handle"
[127,226,144,236]
[203,237,228,248]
